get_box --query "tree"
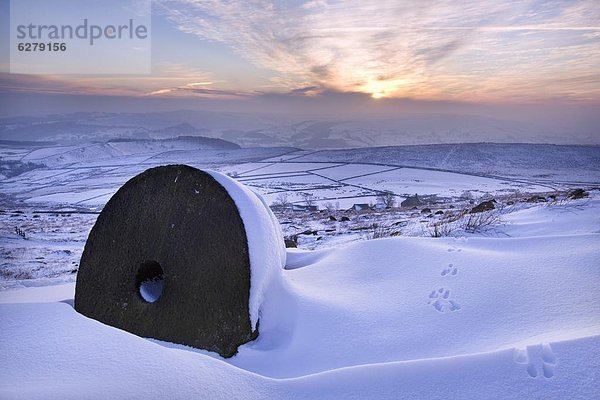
[301,192,316,207]
[274,192,291,209]
[377,191,396,208]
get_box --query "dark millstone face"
[75,165,257,358]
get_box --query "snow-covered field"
[1,141,599,399]
[1,196,599,399]
[4,142,596,210]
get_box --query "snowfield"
[1,194,599,399]
[0,141,599,399]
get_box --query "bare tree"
[274,192,291,209]
[377,191,396,208]
[301,192,316,207]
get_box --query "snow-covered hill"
[289,143,600,185]
[16,136,240,167]
[1,196,598,399]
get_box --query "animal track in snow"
[441,263,458,276]
[513,344,557,379]
[428,288,461,312]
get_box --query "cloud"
[145,82,251,99]
[0,73,132,96]
[0,62,220,98]
[289,86,321,95]
[302,1,328,10]
[158,0,599,101]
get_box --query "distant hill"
[1,110,597,149]
[149,123,211,138]
[292,143,600,184]
[0,139,57,146]
[0,121,151,143]
[108,136,240,150]
[17,136,241,167]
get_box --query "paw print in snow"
[514,344,557,379]
[428,288,461,312]
[441,263,458,276]
[447,246,462,253]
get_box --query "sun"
[362,79,404,99]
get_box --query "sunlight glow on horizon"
[362,79,413,100]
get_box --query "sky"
[0,0,599,124]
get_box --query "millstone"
[75,165,270,357]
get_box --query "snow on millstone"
[206,170,286,330]
[74,165,285,358]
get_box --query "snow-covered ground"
[1,194,599,399]
[3,142,597,287]
[0,141,599,398]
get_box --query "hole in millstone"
[135,260,164,303]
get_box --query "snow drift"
[0,185,598,399]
